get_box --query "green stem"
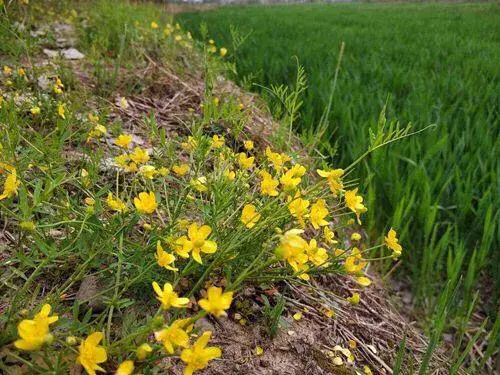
[107,231,124,343]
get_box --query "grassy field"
[177,3,500,318]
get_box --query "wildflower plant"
[0,1,406,374]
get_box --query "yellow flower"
[323,309,335,318]
[254,346,264,356]
[259,170,279,197]
[223,169,235,181]
[180,331,221,375]
[115,134,132,149]
[57,102,66,119]
[323,226,337,245]
[87,124,107,141]
[356,276,371,287]
[134,192,157,214]
[151,21,158,29]
[280,164,306,191]
[317,168,344,196]
[76,332,107,375]
[275,229,309,277]
[243,140,254,150]
[344,248,366,274]
[0,168,20,201]
[198,286,233,317]
[116,360,134,375]
[309,199,329,229]
[306,239,329,267]
[351,232,361,241]
[106,192,127,213]
[347,293,360,305]
[119,97,129,109]
[265,147,290,171]
[364,365,373,375]
[95,124,107,136]
[152,281,189,310]
[124,163,138,173]
[240,204,261,229]
[237,153,254,169]
[158,167,170,176]
[85,197,95,206]
[155,319,190,354]
[88,113,99,123]
[3,65,12,75]
[181,136,198,151]
[14,304,58,351]
[55,77,63,89]
[190,176,208,192]
[139,165,157,179]
[178,223,217,264]
[129,147,150,164]
[136,343,153,360]
[211,135,225,148]
[288,192,309,227]
[30,106,41,115]
[219,47,227,57]
[114,154,130,167]
[345,188,367,224]
[173,163,190,176]
[155,241,178,271]
[173,236,190,258]
[177,219,190,230]
[384,228,402,256]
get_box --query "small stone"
[37,75,51,90]
[30,29,46,37]
[62,48,85,60]
[76,275,104,312]
[43,49,58,58]
[194,317,215,332]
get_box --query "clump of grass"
[0,1,407,374]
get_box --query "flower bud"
[66,336,77,345]
[19,221,35,231]
[44,333,54,345]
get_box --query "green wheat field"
[178,2,500,317]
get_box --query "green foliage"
[261,294,287,338]
[177,0,500,320]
